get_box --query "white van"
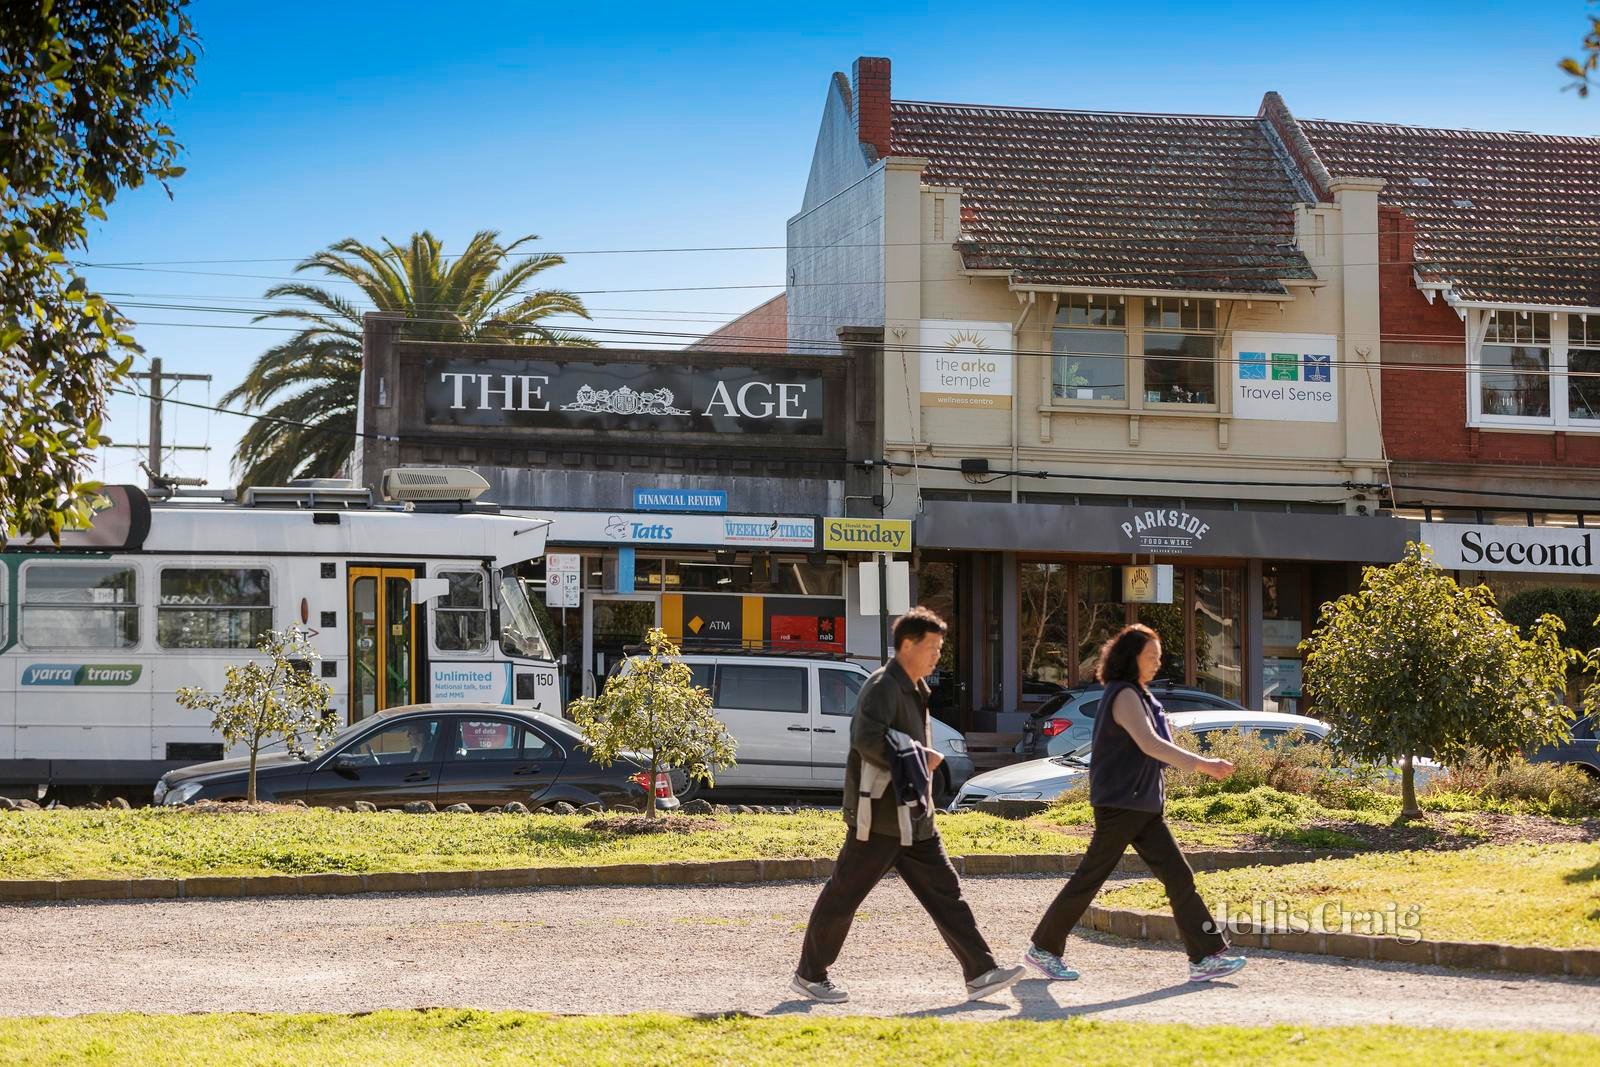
[608,652,974,799]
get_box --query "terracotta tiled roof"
[688,293,788,352]
[889,101,1316,295]
[1300,120,1600,307]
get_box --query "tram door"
[349,567,418,722]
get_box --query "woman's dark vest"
[1088,681,1171,813]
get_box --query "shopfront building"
[356,318,894,706]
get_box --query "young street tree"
[1301,543,1573,817]
[567,628,736,818]
[1,2,197,544]
[176,629,335,804]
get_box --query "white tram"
[0,468,560,799]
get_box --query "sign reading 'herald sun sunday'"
[1230,331,1339,423]
[919,320,1014,410]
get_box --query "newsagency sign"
[1422,523,1599,574]
[526,511,818,549]
[422,358,823,435]
[1231,332,1338,423]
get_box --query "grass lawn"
[1,1011,1596,1066]
[0,808,1073,880]
[1101,843,1600,948]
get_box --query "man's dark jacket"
[843,659,937,842]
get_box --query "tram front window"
[497,574,553,660]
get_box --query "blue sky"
[82,0,1599,489]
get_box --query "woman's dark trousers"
[1031,805,1228,964]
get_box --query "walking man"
[1022,623,1248,984]
[792,607,1024,1004]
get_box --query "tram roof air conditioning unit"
[382,466,491,503]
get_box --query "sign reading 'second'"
[1422,523,1597,574]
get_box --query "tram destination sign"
[422,358,825,435]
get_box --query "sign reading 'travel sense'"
[1231,332,1339,423]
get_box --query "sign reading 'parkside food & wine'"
[1421,523,1598,574]
[422,358,824,435]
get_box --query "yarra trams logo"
[21,664,143,686]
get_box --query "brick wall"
[1379,207,1600,467]
[852,56,891,161]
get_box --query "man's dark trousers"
[797,831,997,983]
[1031,805,1228,964]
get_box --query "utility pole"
[114,357,213,492]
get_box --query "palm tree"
[222,230,593,487]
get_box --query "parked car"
[609,652,975,801]
[1529,713,1600,778]
[955,710,1441,810]
[1017,681,1247,759]
[153,703,680,811]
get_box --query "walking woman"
[1022,624,1248,983]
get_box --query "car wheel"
[933,766,953,809]
[676,772,709,804]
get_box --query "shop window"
[22,562,139,649]
[1193,568,1241,701]
[1074,564,1122,683]
[1019,562,1070,698]
[1144,298,1217,405]
[1136,568,1188,686]
[433,570,487,651]
[1262,563,1306,714]
[1052,295,1126,401]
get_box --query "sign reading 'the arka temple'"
[421,357,825,435]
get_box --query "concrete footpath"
[0,874,1594,1030]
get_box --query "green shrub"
[1425,754,1600,817]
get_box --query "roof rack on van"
[626,640,852,661]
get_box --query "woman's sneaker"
[790,973,849,1004]
[1022,944,1081,981]
[1188,952,1247,983]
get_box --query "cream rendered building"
[789,59,1410,729]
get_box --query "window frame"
[714,663,809,715]
[19,560,141,650]
[1142,297,1220,409]
[1467,309,1600,432]
[432,568,489,654]
[155,564,275,651]
[1050,293,1129,404]
[818,666,867,718]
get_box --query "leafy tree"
[1561,9,1600,96]
[1,1,197,545]
[176,629,334,804]
[1502,586,1600,690]
[567,628,736,818]
[1300,543,1573,817]
[222,230,595,488]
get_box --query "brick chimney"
[851,57,891,161]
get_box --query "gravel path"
[0,874,1594,1030]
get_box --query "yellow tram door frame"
[347,566,419,723]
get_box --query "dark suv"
[1529,714,1600,779]
[1017,681,1247,759]
[152,704,680,811]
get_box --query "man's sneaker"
[790,973,849,1004]
[1022,944,1081,981]
[1188,951,1247,983]
[965,964,1025,1001]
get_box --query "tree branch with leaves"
[176,630,335,804]
[1301,543,1573,817]
[1,1,197,545]
[567,629,736,818]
